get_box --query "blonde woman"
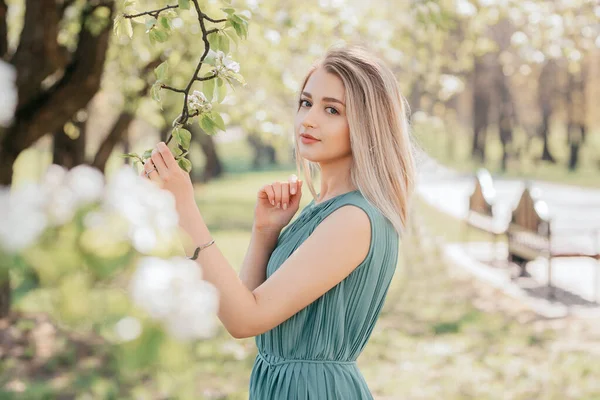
[143,46,416,399]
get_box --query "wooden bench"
[507,185,600,300]
[463,169,506,254]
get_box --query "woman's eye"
[326,107,338,115]
[300,99,311,107]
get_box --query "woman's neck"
[316,156,356,203]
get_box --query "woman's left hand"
[141,142,195,211]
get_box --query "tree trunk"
[193,126,223,182]
[0,1,114,318]
[0,0,7,58]
[247,133,278,169]
[92,112,134,172]
[472,56,492,163]
[496,65,514,172]
[53,119,86,168]
[538,61,557,163]
[566,68,586,171]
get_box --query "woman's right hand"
[254,175,303,234]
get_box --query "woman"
[142,46,416,399]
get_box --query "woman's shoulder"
[322,191,397,236]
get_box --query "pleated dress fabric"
[249,190,400,400]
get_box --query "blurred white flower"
[104,166,179,253]
[66,165,105,205]
[0,184,48,253]
[510,31,528,47]
[129,256,219,340]
[0,60,17,127]
[455,0,476,17]
[114,316,142,342]
[38,164,105,225]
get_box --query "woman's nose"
[301,108,317,129]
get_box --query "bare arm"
[238,226,280,291]
[177,199,371,339]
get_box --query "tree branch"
[124,4,178,19]
[160,84,186,93]
[10,0,69,109]
[195,73,217,81]
[0,0,7,58]
[202,15,227,23]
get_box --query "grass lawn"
[3,166,599,399]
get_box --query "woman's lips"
[300,135,320,144]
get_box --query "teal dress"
[249,190,400,399]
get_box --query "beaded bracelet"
[188,239,215,260]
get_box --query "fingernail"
[277,202,281,208]
[283,203,288,210]
[271,200,275,206]
[291,188,296,195]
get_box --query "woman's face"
[294,67,351,163]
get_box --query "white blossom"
[114,316,142,342]
[129,256,219,340]
[0,60,17,127]
[66,165,105,205]
[0,184,48,253]
[225,60,240,73]
[188,90,212,114]
[103,166,179,253]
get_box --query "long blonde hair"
[294,46,417,234]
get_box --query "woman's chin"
[298,151,320,163]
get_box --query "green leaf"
[124,18,134,38]
[142,149,153,160]
[216,78,227,103]
[226,71,246,85]
[151,82,162,108]
[221,7,236,15]
[199,114,218,135]
[218,33,230,54]
[113,14,123,35]
[229,19,243,38]
[208,30,220,50]
[154,61,168,80]
[177,158,192,173]
[178,0,190,10]
[121,153,143,163]
[159,16,171,31]
[211,112,226,131]
[203,78,215,102]
[149,29,169,43]
[173,128,192,149]
[223,28,239,45]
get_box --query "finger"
[158,142,177,169]
[151,148,169,179]
[272,181,281,208]
[281,182,290,210]
[289,174,298,195]
[258,184,275,206]
[266,185,276,206]
[143,159,161,183]
[290,180,303,206]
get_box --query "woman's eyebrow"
[301,91,345,107]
